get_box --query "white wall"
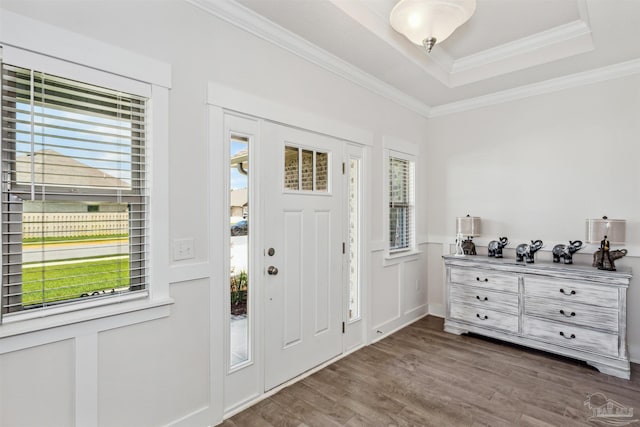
[424,74,640,360]
[0,1,429,426]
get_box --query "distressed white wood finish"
[450,303,519,333]
[443,255,632,379]
[523,316,618,357]
[524,296,618,332]
[450,268,519,293]
[525,276,619,308]
[449,283,519,315]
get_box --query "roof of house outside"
[15,149,130,189]
[230,188,248,207]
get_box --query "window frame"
[0,42,171,337]
[1,64,149,314]
[384,146,418,262]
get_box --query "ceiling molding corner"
[428,58,640,118]
[186,0,431,118]
[449,19,593,86]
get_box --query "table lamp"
[586,216,627,271]
[455,215,481,256]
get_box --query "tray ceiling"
[193,0,640,116]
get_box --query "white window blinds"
[389,156,414,252]
[1,63,148,316]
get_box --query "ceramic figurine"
[487,237,509,258]
[552,240,583,264]
[593,236,627,271]
[461,238,476,255]
[515,240,543,263]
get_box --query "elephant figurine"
[461,239,476,255]
[487,237,509,258]
[552,240,583,264]
[593,248,627,271]
[516,240,543,263]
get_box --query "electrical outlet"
[173,238,195,261]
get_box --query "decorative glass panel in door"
[348,158,360,321]
[230,135,249,367]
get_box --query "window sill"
[383,249,422,266]
[0,294,174,341]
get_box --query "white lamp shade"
[456,216,480,237]
[390,0,476,46]
[585,218,626,244]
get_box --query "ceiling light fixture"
[390,0,476,53]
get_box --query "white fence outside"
[22,212,129,238]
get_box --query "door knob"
[267,266,279,275]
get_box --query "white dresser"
[443,255,632,379]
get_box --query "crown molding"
[331,0,594,89]
[186,0,431,118]
[446,0,592,86]
[454,19,590,72]
[186,0,638,123]
[449,20,593,86]
[428,58,640,118]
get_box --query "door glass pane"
[284,146,299,190]
[301,149,313,191]
[348,158,360,321]
[315,151,328,192]
[230,135,249,367]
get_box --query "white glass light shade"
[390,0,476,48]
[585,218,626,244]
[456,216,480,237]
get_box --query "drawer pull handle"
[476,314,488,320]
[559,331,576,339]
[559,288,576,295]
[476,277,488,282]
[559,309,576,317]
[476,296,488,301]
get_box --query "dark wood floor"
[222,316,640,426]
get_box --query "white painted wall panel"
[0,340,74,427]
[371,252,401,330]
[97,281,210,427]
[403,258,425,315]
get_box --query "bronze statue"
[593,236,627,271]
[461,238,477,255]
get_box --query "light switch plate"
[173,238,195,261]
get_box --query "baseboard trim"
[629,344,640,364]
[370,311,429,344]
[428,303,444,318]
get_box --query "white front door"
[262,122,344,391]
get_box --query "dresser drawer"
[523,317,618,357]
[450,303,518,333]
[450,284,519,315]
[525,296,618,332]
[524,277,618,309]
[450,268,519,293]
